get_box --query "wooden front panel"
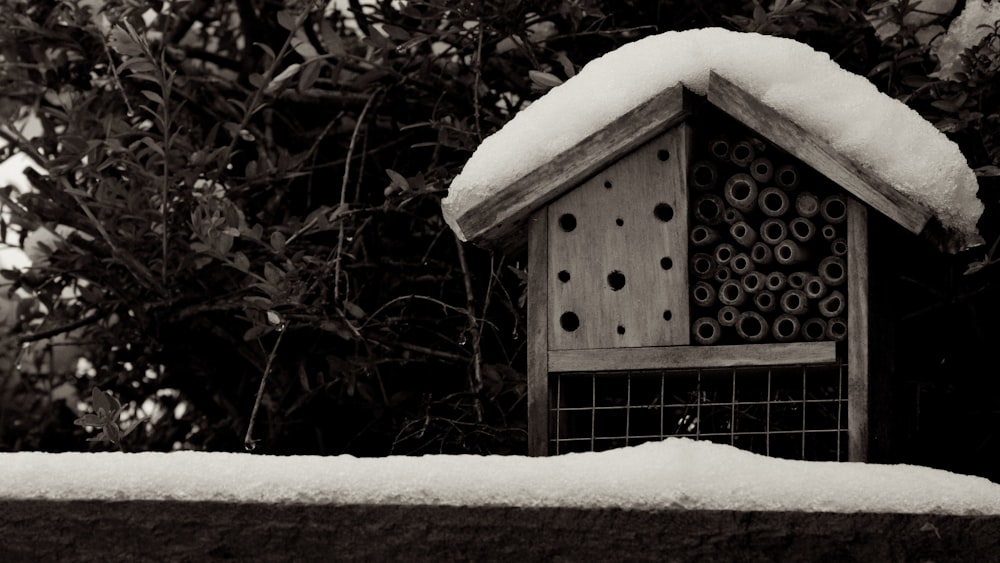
[547,125,691,350]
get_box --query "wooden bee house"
[446,72,952,462]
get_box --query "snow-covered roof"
[2,439,999,514]
[443,28,983,251]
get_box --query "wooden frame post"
[527,210,549,456]
[847,199,869,462]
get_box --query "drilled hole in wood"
[559,312,580,332]
[654,203,674,222]
[617,325,626,335]
[657,149,670,161]
[660,257,673,270]
[663,310,673,321]
[604,180,613,189]
[557,270,571,283]
[615,218,624,227]
[607,270,626,291]
[558,213,577,232]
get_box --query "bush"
[0,0,997,478]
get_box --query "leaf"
[298,59,323,92]
[344,301,366,319]
[243,324,272,341]
[320,19,346,56]
[277,10,299,31]
[233,251,250,272]
[74,414,103,427]
[266,310,284,326]
[104,421,122,443]
[270,230,286,253]
[263,262,283,284]
[974,166,1000,177]
[528,70,563,90]
[385,169,409,191]
[92,387,111,414]
[319,320,353,339]
[140,90,164,105]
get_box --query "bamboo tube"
[730,252,754,275]
[788,217,816,242]
[819,256,847,286]
[754,290,777,313]
[714,266,732,283]
[818,290,846,318]
[690,224,721,246]
[690,160,719,191]
[780,289,809,315]
[795,192,819,217]
[827,317,848,341]
[692,281,717,308]
[730,140,756,167]
[775,239,809,265]
[831,237,848,256]
[723,208,744,225]
[758,187,790,217]
[749,157,774,183]
[736,311,769,342]
[750,241,773,265]
[787,271,809,289]
[821,224,838,241]
[775,164,800,190]
[820,194,848,224]
[691,253,716,280]
[760,218,787,245]
[717,305,739,327]
[723,173,758,212]
[804,275,828,300]
[718,279,747,306]
[729,221,758,247]
[714,243,735,266]
[709,137,731,161]
[765,271,788,292]
[692,317,722,345]
[772,314,801,342]
[741,271,765,294]
[693,194,725,226]
[801,318,828,341]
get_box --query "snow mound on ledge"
[3,439,999,514]
[443,28,982,247]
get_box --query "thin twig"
[334,90,379,302]
[244,326,287,451]
[14,309,109,345]
[454,233,483,422]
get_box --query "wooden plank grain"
[706,72,931,236]
[548,342,837,373]
[527,210,549,456]
[847,199,870,462]
[547,125,691,350]
[459,86,692,253]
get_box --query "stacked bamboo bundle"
[688,134,848,345]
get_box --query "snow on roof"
[443,28,983,248]
[3,439,999,514]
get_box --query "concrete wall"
[2,500,998,561]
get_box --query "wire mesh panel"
[549,362,847,461]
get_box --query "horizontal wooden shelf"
[548,341,837,373]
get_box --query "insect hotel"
[443,33,981,463]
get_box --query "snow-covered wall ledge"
[3,440,999,560]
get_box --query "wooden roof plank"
[458,85,692,253]
[705,72,932,235]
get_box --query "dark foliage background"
[0,0,997,480]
